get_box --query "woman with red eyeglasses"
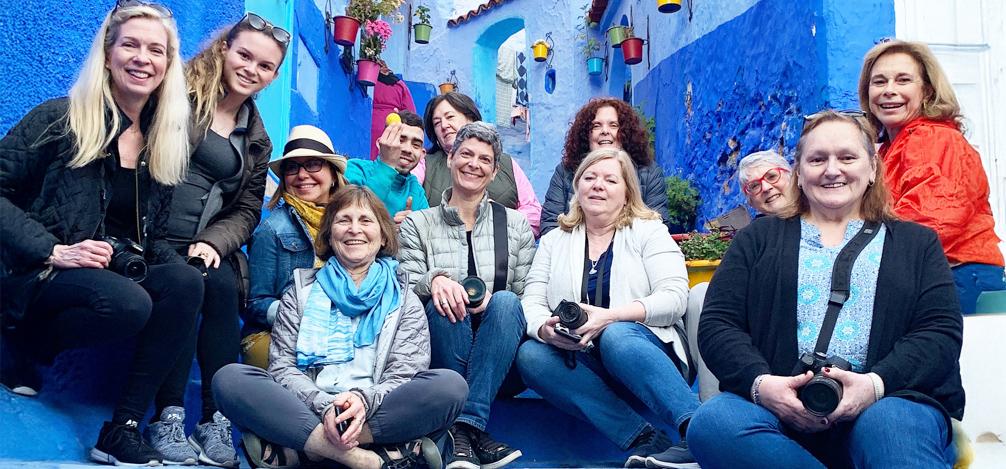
[738,150,793,216]
[149,12,289,467]
[858,39,1004,314]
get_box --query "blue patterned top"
[796,219,886,372]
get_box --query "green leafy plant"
[678,230,732,261]
[623,25,635,37]
[581,38,601,59]
[346,0,405,23]
[414,5,431,25]
[665,175,699,230]
[634,105,656,154]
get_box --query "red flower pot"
[621,37,644,65]
[357,59,381,86]
[333,16,361,46]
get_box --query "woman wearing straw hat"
[243,125,348,369]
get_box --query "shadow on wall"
[473,17,526,125]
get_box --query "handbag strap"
[813,221,882,355]
[490,201,509,293]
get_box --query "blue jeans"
[424,290,526,431]
[687,392,954,468]
[952,263,1006,314]
[516,322,700,450]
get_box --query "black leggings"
[28,264,203,423]
[156,256,241,422]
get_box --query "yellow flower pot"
[685,259,721,287]
[658,0,683,13]
[531,40,550,62]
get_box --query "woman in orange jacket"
[858,39,1004,313]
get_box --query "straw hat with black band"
[269,125,348,176]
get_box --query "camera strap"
[813,221,882,355]
[490,202,508,293]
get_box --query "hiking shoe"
[472,430,521,469]
[90,419,163,466]
[188,412,239,467]
[377,437,442,469]
[240,432,299,469]
[644,440,699,469]
[144,407,197,465]
[624,427,674,468]
[445,425,480,469]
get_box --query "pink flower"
[364,19,393,42]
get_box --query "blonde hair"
[558,148,661,231]
[186,22,287,131]
[858,39,964,138]
[778,110,894,222]
[66,5,190,185]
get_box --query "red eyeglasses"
[743,167,790,195]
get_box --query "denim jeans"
[687,392,955,468]
[952,263,1006,314]
[424,290,526,431]
[516,322,700,450]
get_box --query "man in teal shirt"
[345,110,430,223]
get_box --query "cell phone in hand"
[554,324,583,342]
[333,405,351,434]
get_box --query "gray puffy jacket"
[268,267,430,419]
[398,190,536,299]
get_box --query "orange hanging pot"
[438,82,456,94]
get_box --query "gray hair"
[738,150,791,186]
[450,121,502,169]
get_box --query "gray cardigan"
[398,189,536,299]
[268,267,430,419]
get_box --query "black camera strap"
[813,221,882,355]
[490,202,509,293]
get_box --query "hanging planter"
[621,37,644,65]
[333,15,361,46]
[413,23,432,43]
[357,59,380,86]
[586,57,604,76]
[531,40,550,62]
[657,0,683,13]
[607,25,626,47]
[439,70,459,94]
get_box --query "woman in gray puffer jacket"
[213,186,467,469]
[399,122,535,469]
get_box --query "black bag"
[1,266,57,324]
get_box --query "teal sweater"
[345,159,429,214]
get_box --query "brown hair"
[562,98,653,171]
[857,39,964,139]
[267,160,346,209]
[315,185,399,261]
[778,110,894,222]
[422,91,481,154]
[558,148,661,231]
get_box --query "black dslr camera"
[552,300,588,341]
[185,255,209,278]
[796,352,852,416]
[102,236,148,282]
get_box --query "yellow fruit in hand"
[385,113,401,125]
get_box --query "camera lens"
[117,255,148,282]
[556,301,587,329]
[186,256,209,278]
[800,374,843,416]
[461,276,486,305]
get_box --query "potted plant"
[658,0,683,13]
[582,38,603,76]
[674,230,732,287]
[357,18,393,85]
[439,70,458,94]
[620,26,644,65]
[413,5,432,44]
[665,175,699,232]
[531,39,551,62]
[606,24,626,47]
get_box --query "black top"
[105,164,148,242]
[699,215,965,435]
[166,130,241,244]
[466,230,477,277]
[583,242,613,308]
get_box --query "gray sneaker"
[188,411,239,468]
[145,406,198,465]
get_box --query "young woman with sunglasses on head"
[147,12,289,467]
[0,2,202,465]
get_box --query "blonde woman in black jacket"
[0,3,201,466]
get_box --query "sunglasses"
[743,167,790,195]
[803,109,865,121]
[114,0,173,18]
[281,159,326,176]
[236,12,291,46]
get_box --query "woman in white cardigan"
[516,148,700,469]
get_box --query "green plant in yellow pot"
[674,230,732,287]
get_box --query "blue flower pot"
[586,57,604,76]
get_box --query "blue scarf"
[296,256,402,369]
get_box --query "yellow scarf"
[283,194,325,267]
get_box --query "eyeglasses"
[743,167,790,195]
[236,13,291,46]
[803,109,865,121]
[281,159,326,175]
[114,0,173,18]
